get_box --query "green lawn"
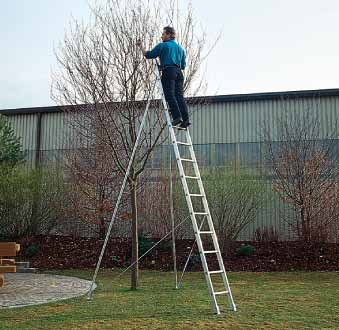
[0,270,338,329]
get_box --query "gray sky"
[1,0,339,110]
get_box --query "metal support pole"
[169,146,178,289]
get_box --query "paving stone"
[0,273,95,308]
[15,262,30,269]
[16,267,38,274]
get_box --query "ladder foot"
[213,306,221,315]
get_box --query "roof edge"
[1,88,339,115]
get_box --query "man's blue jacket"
[145,39,186,69]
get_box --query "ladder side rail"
[185,132,221,245]
[186,131,237,311]
[154,62,220,314]
[165,111,219,313]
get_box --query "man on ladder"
[137,26,236,315]
[88,26,236,315]
[137,26,191,128]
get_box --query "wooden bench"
[0,242,20,288]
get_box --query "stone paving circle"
[0,273,95,308]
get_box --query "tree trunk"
[130,179,138,290]
[300,206,309,242]
[99,214,106,240]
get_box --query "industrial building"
[2,88,339,241]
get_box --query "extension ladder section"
[155,64,236,315]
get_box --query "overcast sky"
[1,0,339,110]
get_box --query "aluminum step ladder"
[154,63,237,315]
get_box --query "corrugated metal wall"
[189,96,339,144]
[6,95,339,153]
[40,111,67,150]
[3,93,339,240]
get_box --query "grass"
[0,270,338,329]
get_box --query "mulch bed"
[16,235,339,272]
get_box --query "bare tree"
[138,172,190,240]
[62,133,123,239]
[52,0,212,289]
[263,104,339,242]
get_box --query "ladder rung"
[209,270,224,274]
[176,141,191,146]
[189,193,204,197]
[204,250,218,254]
[194,212,208,215]
[199,231,213,234]
[214,291,229,295]
[184,175,199,180]
[180,158,195,163]
[172,125,186,130]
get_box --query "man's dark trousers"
[161,66,189,122]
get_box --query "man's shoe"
[180,120,191,128]
[171,117,183,126]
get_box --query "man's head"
[162,26,176,41]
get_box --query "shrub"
[138,232,154,256]
[0,166,67,240]
[236,244,256,256]
[24,243,40,257]
[174,167,267,249]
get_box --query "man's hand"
[136,39,146,55]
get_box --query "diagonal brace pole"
[87,75,158,300]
